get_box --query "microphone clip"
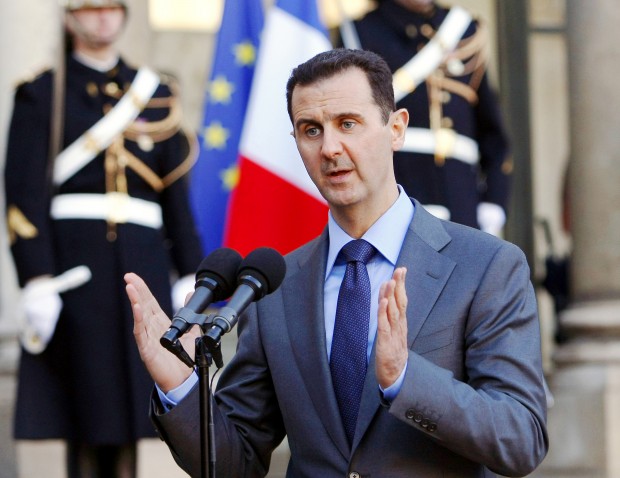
[160,310,216,368]
[196,325,224,369]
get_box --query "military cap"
[62,0,127,10]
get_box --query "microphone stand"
[163,313,223,478]
[195,319,223,478]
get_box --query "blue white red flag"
[189,0,264,255]
[224,0,332,256]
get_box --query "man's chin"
[87,31,122,47]
[323,190,360,210]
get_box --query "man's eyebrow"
[295,112,364,130]
[294,117,319,130]
[330,111,364,122]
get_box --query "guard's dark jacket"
[4,56,203,443]
[352,1,512,228]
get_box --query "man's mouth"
[325,169,353,184]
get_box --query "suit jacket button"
[405,409,416,420]
[421,418,430,428]
[414,412,423,423]
[427,422,437,432]
[349,472,361,478]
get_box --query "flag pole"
[48,1,66,193]
[49,2,66,165]
[335,0,361,49]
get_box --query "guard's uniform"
[353,1,512,229]
[5,56,203,443]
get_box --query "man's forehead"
[291,69,373,116]
[295,67,368,94]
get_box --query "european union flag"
[189,0,264,255]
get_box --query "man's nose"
[321,129,343,159]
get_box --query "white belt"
[400,127,479,165]
[51,193,163,229]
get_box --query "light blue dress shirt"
[324,186,413,399]
[161,186,414,408]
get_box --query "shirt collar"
[72,51,120,73]
[325,185,414,279]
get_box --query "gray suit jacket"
[152,199,548,478]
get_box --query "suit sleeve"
[150,302,285,478]
[388,242,548,477]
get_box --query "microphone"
[205,247,286,348]
[160,248,242,349]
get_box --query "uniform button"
[137,134,154,152]
[502,159,514,174]
[420,23,433,37]
[447,58,465,75]
[405,409,416,420]
[349,472,361,478]
[427,423,437,432]
[405,24,418,38]
[105,82,119,95]
[86,81,99,97]
[414,412,423,423]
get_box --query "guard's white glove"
[477,202,506,237]
[20,277,63,354]
[18,266,91,354]
[171,274,196,311]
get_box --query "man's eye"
[342,121,355,130]
[306,127,320,137]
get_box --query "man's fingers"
[377,267,409,338]
[126,272,168,323]
[393,267,408,321]
[375,268,409,389]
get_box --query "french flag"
[223,0,331,257]
[190,0,263,256]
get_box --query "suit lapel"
[400,202,456,344]
[283,231,351,459]
[354,344,380,449]
[284,203,456,457]
[353,200,456,447]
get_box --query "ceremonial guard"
[351,0,512,235]
[4,1,203,476]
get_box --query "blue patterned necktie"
[330,239,377,444]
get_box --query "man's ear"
[390,108,409,151]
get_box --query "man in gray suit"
[125,48,548,477]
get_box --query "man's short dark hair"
[286,48,396,125]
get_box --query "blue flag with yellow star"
[189,0,264,255]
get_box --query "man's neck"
[73,48,119,72]
[330,186,401,239]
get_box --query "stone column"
[1,0,61,363]
[537,1,620,476]
[0,2,61,475]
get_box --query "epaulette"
[157,70,182,98]
[158,70,180,88]
[12,64,52,89]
